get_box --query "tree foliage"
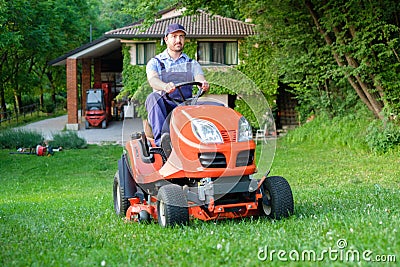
[274,0,400,120]
[0,0,133,117]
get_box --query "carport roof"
[48,37,121,66]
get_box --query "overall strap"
[154,57,165,71]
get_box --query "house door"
[276,85,298,130]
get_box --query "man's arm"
[194,74,210,92]
[192,60,209,92]
[147,70,176,93]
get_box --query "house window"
[136,43,156,65]
[197,42,238,65]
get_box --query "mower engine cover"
[159,104,256,179]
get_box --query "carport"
[49,37,122,130]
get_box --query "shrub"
[41,100,56,114]
[21,95,38,107]
[55,94,67,109]
[0,129,44,149]
[131,83,152,119]
[49,131,87,149]
[366,120,400,153]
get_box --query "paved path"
[19,114,144,145]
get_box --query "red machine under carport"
[85,83,112,129]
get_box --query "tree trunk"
[341,47,384,119]
[13,60,22,114]
[0,85,6,119]
[305,0,384,119]
[13,90,22,114]
[40,90,44,110]
[0,52,11,118]
[46,71,58,110]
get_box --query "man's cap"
[164,23,187,37]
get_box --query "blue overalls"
[145,58,194,146]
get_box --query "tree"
[0,0,106,115]
[303,0,400,119]
[215,0,400,120]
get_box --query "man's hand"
[164,82,176,93]
[201,81,210,92]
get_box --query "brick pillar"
[66,58,79,130]
[93,58,101,86]
[82,58,91,113]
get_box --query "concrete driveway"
[19,114,144,145]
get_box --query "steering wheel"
[164,81,205,105]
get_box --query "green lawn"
[0,142,398,266]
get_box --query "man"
[145,23,209,146]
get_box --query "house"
[49,8,298,131]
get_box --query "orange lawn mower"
[113,81,294,227]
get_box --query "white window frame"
[126,42,156,66]
[197,40,238,65]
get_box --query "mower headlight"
[238,116,253,142]
[191,119,223,144]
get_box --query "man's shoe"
[160,133,172,158]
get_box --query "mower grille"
[236,150,255,167]
[199,152,227,168]
[220,130,237,142]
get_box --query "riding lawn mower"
[113,81,294,227]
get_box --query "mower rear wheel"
[113,171,129,217]
[101,120,107,129]
[260,176,294,220]
[157,184,189,227]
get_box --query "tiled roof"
[105,10,255,39]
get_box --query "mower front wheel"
[260,176,294,220]
[157,184,189,227]
[113,171,129,217]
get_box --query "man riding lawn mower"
[113,81,294,227]
[113,23,293,227]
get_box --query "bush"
[41,100,56,114]
[0,129,44,149]
[55,94,67,109]
[48,131,87,149]
[366,120,400,153]
[131,83,152,119]
[0,129,87,150]
[21,95,38,107]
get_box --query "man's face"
[165,31,185,52]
